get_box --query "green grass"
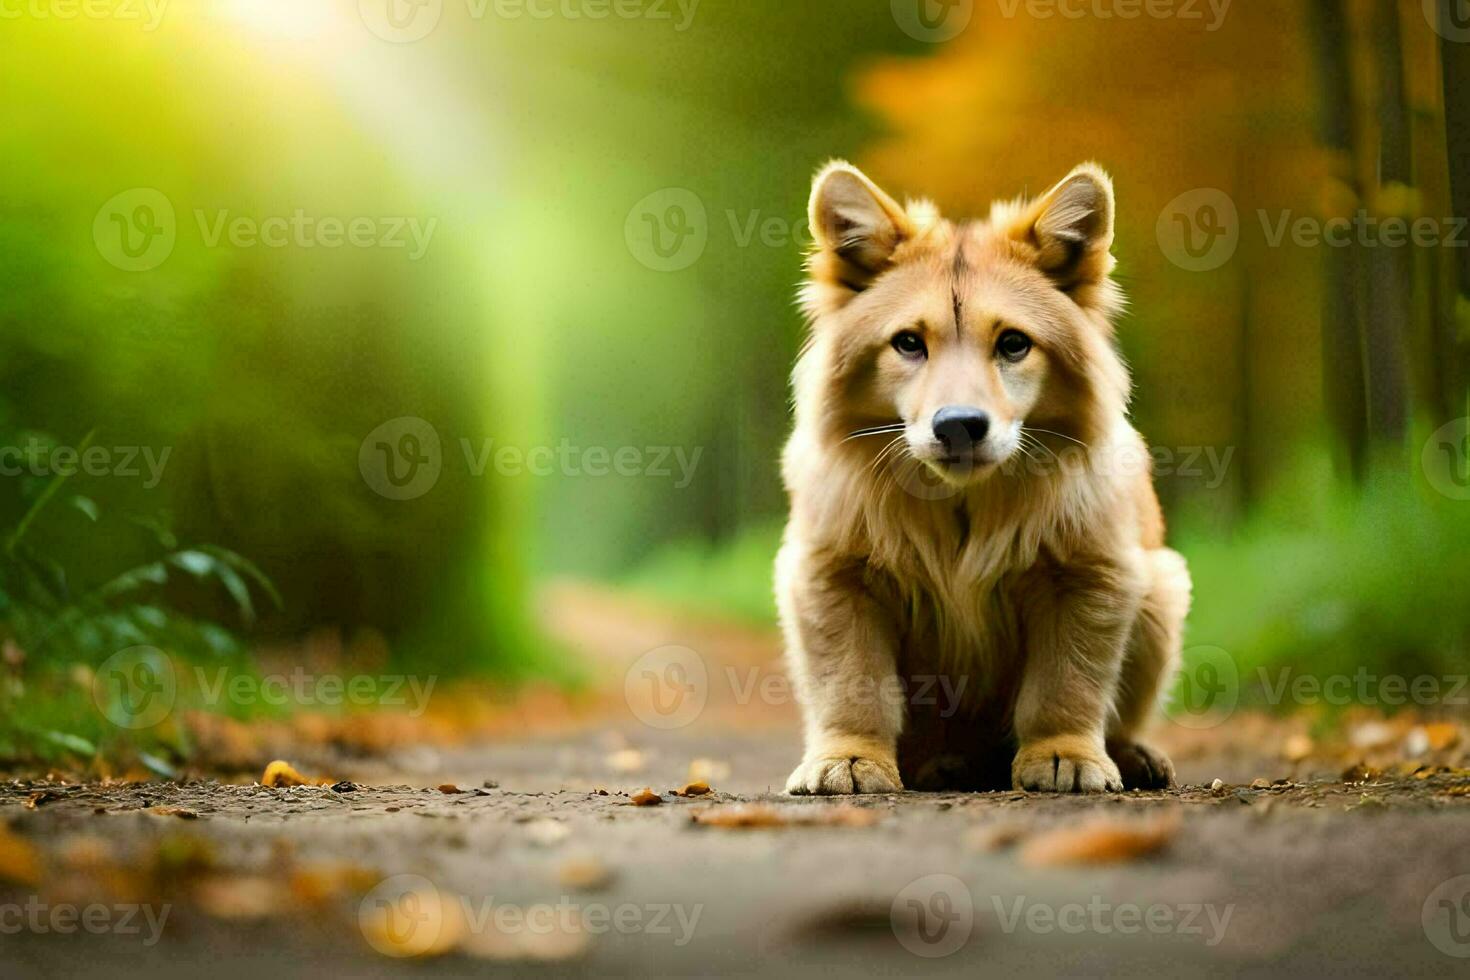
[621,521,783,625]
[1179,471,1470,703]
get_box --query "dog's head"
[798,161,1130,487]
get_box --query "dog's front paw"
[786,756,902,795]
[1012,735,1122,793]
[1107,739,1176,790]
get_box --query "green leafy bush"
[0,429,280,766]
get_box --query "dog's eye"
[997,330,1032,362]
[892,331,927,359]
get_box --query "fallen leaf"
[673,780,712,797]
[1282,734,1313,762]
[1426,723,1462,750]
[965,822,1028,852]
[690,804,878,829]
[0,827,42,886]
[148,806,200,820]
[629,788,662,806]
[460,907,590,962]
[194,875,286,920]
[558,855,614,891]
[1406,723,1462,757]
[606,749,645,774]
[359,880,465,958]
[261,760,328,787]
[1020,813,1179,867]
[687,758,731,783]
[289,864,380,905]
[57,836,111,871]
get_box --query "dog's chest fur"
[861,493,1050,708]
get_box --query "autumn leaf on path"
[0,826,42,886]
[1020,812,1180,867]
[690,804,878,829]
[260,760,331,787]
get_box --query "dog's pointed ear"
[807,161,914,302]
[1007,163,1116,300]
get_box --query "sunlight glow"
[224,0,340,40]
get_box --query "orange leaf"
[629,788,662,806]
[148,806,200,819]
[261,760,329,787]
[1020,813,1179,867]
[691,804,878,829]
[0,827,42,886]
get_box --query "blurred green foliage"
[0,426,277,763]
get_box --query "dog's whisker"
[1023,426,1089,450]
[845,423,906,443]
[870,435,906,473]
[1020,431,1060,464]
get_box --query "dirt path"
[4,737,1470,979]
[4,587,1470,977]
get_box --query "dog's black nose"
[933,406,990,453]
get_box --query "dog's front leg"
[782,559,904,795]
[1011,559,1143,793]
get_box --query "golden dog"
[779,161,1191,794]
